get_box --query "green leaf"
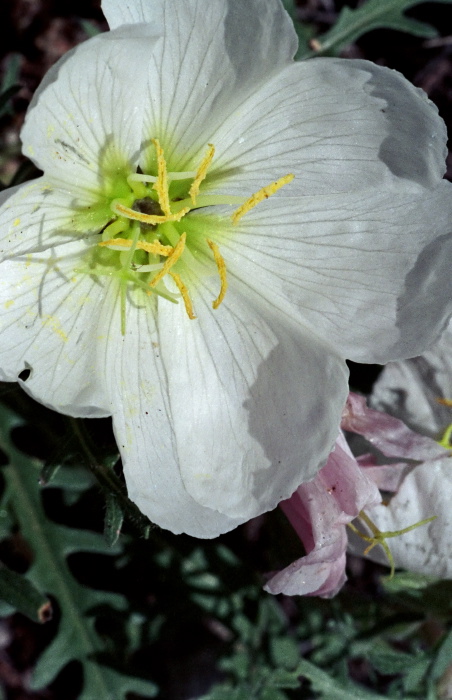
[104,492,124,546]
[270,637,300,671]
[0,53,21,118]
[428,627,452,691]
[0,85,21,119]
[382,570,438,594]
[298,0,452,58]
[0,565,52,623]
[80,19,102,38]
[296,657,389,699]
[368,643,424,675]
[0,404,157,699]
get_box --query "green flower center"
[77,139,294,333]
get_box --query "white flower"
[0,0,452,537]
[357,322,452,578]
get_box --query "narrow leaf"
[298,0,452,59]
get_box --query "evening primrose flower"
[266,394,450,597]
[1,0,452,538]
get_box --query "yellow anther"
[231,173,295,224]
[437,397,452,407]
[149,232,187,288]
[207,239,228,309]
[152,138,171,216]
[189,144,215,205]
[112,202,190,225]
[169,272,196,319]
[99,238,173,256]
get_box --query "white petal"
[135,0,297,166]
[20,24,163,194]
[0,240,113,417]
[216,181,452,364]
[103,276,348,536]
[156,278,349,521]
[102,0,159,26]
[371,319,452,438]
[354,457,452,579]
[208,58,447,195]
[0,178,103,261]
[103,295,248,538]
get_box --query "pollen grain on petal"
[231,173,295,224]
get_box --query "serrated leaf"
[296,657,388,699]
[0,404,156,699]
[0,565,52,623]
[298,0,452,58]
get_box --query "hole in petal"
[18,363,32,382]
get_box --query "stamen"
[169,272,196,319]
[348,510,437,579]
[231,173,295,224]
[437,397,452,407]
[438,423,452,449]
[99,237,173,257]
[189,144,215,205]
[112,201,190,225]
[149,232,187,288]
[207,239,228,309]
[152,138,171,216]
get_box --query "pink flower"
[265,393,450,597]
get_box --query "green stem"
[70,418,153,537]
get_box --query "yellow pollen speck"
[4,300,14,309]
[13,218,20,227]
[207,240,228,309]
[99,237,173,256]
[231,173,295,224]
[42,315,68,342]
[112,201,189,225]
[149,233,186,288]
[189,144,215,205]
[152,138,171,216]
[169,272,196,319]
